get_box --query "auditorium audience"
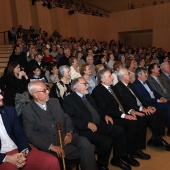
[58,48,71,67]
[125,59,136,83]
[50,65,59,83]
[75,51,85,67]
[86,55,96,76]
[112,61,123,85]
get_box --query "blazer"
[63,92,101,134]
[114,81,147,113]
[147,75,170,100]
[0,106,30,164]
[133,79,162,105]
[22,98,74,151]
[91,83,123,119]
[159,72,170,92]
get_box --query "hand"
[50,144,65,158]
[88,122,97,132]
[105,115,113,125]
[5,153,26,168]
[142,108,154,115]
[131,110,145,117]
[159,97,167,103]
[124,114,137,120]
[150,106,156,112]
[64,133,72,145]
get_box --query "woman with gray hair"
[50,65,72,105]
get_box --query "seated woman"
[80,63,97,94]
[4,61,29,106]
[69,57,81,80]
[137,57,146,68]
[107,53,115,70]
[29,65,48,84]
[95,54,110,69]
[50,65,59,83]
[43,48,56,65]
[50,65,72,105]
[118,54,126,66]
[75,51,85,67]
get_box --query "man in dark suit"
[63,77,131,170]
[22,80,97,170]
[92,69,151,166]
[114,67,170,150]
[0,89,60,170]
[133,67,170,136]
[147,63,170,101]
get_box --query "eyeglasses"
[123,72,131,76]
[35,88,50,93]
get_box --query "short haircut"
[125,58,133,69]
[97,69,111,83]
[113,61,123,72]
[117,67,127,81]
[28,80,44,96]
[58,65,70,79]
[148,63,157,74]
[80,63,90,76]
[71,77,82,92]
[69,57,77,65]
[135,67,147,78]
[160,61,169,71]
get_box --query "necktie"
[108,87,125,113]
[42,104,46,111]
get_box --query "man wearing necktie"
[114,67,170,151]
[63,77,131,170]
[92,69,151,168]
[133,67,170,137]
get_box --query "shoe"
[97,166,109,170]
[121,154,140,167]
[133,150,151,160]
[159,138,170,151]
[110,158,131,170]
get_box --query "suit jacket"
[22,98,74,152]
[114,81,147,113]
[91,83,123,119]
[133,79,162,105]
[159,72,170,93]
[63,92,101,134]
[0,106,30,164]
[147,75,170,100]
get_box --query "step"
[0,50,12,54]
[0,45,13,48]
[0,63,7,67]
[0,53,10,57]
[0,47,13,50]
[0,58,9,62]
[0,68,5,76]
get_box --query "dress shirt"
[0,114,17,154]
[34,101,47,111]
[102,84,126,118]
[162,71,170,79]
[122,82,143,113]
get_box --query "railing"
[0,31,8,44]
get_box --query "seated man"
[92,69,151,167]
[114,67,170,150]
[22,80,97,170]
[133,67,170,136]
[63,77,131,170]
[0,89,60,170]
[147,63,170,101]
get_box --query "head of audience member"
[50,65,58,76]
[162,55,169,62]
[64,48,71,58]
[71,77,88,95]
[7,61,20,76]
[88,49,93,56]
[118,54,125,64]
[125,58,136,70]
[0,89,4,107]
[148,63,160,77]
[137,58,145,67]
[43,48,50,57]
[113,61,123,72]
[117,67,131,84]
[96,55,107,65]
[86,55,94,65]
[135,67,148,82]
[58,47,64,55]
[102,50,107,57]
[95,64,105,74]
[109,53,115,61]
[32,65,41,77]
[28,80,49,104]
[13,45,21,55]
[160,61,170,74]
[97,69,113,86]
[51,44,57,52]
[58,65,71,82]
[80,63,92,76]
[35,52,43,62]
[75,51,83,60]
[69,57,78,69]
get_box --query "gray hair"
[58,65,70,79]
[71,77,82,92]
[117,67,127,81]
[160,61,169,72]
[135,67,147,78]
[97,69,111,83]
[28,80,44,96]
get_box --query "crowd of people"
[1,30,170,170]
